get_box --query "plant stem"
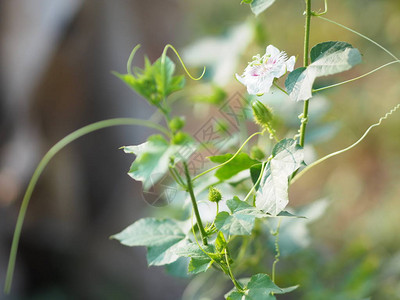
[299,0,312,147]
[224,249,243,292]
[271,218,282,283]
[183,162,208,245]
[4,118,168,294]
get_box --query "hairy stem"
[4,118,168,294]
[183,162,208,245]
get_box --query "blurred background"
[0,0,400,299]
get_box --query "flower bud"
[208,186,222,203]
[252,100,273,129]
[169,117,185,132]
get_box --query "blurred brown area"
[1,0,400,299]
[0,0,189,299]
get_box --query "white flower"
[236,45,296,95]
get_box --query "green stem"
[4,118,168,294]
[224,249,243,292]
[299,0,312,147]
[271,218,282,284]
[183,162,208,245]
[193,131,263,181]
[273,81,288,95]
[169,167,186,189]
[313,60,400,93]
[291,103,400,185]
[243,160,268,202]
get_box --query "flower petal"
[265,45,280,58]
[286,56,296,72]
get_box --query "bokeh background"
[1,0,400,299]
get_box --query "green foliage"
[122,134,193,190]
[114,55,185,106]
[225,273,297,299]
[215,197,264,236]
[209,153,260,181]
[111,218,188,266]
[176,243,216,274]
[256,139,304,215]
[285,41,362,101]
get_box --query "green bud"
[250,145,265,161]
[252,100,273,129]
[169,117,185,132]
[208,186,222,203]
[172,131,190,145]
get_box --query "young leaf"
[175,243,215,274]
[215,231,228,253]
[215,197,264,236]
[256,139,304,216]
[114,56,185,105]
[285,41,362,101]
[225,273,285,300]
[249,0,276,16]
[215,197,300,236]
[123,134,194,190]
[111,218,187,266]
[209,153,260,181]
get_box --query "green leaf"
[250,163,263,186]
[256,139,304,216]
[114,56,185,105]
[225,273,282,299]
[215,197,263,236]
[111,218,187,266]
[165,257,190,278]
[123,134,194,190]
[215,231,227,253]
[215,197,301,236]
[175,243,215,274]
[155,56,185,98]
[209,153,259,181]
[249,0,276,16]
[285,41,362,101]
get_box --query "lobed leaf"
[114,56,185,105]
[256,139,304,216]
[123,134,194,190]
[111,218,188,266]
[285,41,362,101]
[225,273,297,299]
[175,243,215,274]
